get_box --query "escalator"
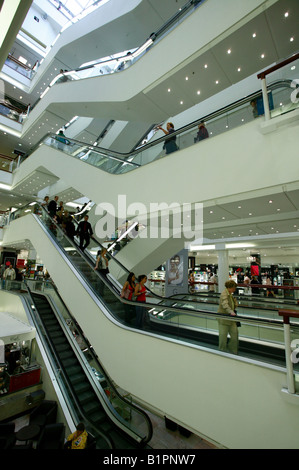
[5,202,299,373]
[27,289,152,449]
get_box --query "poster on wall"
[26,259,36,279]
[164,249,188,297]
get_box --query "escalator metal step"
[73,381,91,395]
[69,372,86,385]
[82,400,103,415]
[60,349,74,360]
[77,390,95,405]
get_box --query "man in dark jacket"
[48,196,59,218]
[76,215,93,250]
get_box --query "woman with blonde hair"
[218,280,239,354]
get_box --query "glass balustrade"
[22,278,152,443]
[7,202,299,371]
[267,58,299,118]
[25,78,295,178]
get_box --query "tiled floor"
[12,409,218,450]
[145,410,218,450]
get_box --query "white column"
[216,243,229,293]
[284,322,295,394]
[261,78,271,121]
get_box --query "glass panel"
[264,58,299,119]
[20,77,294,177]
[10,202,297,372]
[22,278,151,442]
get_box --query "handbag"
[121,288,130,300]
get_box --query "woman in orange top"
[134,275,147,328]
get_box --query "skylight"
[48,0,102,20]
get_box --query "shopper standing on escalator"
[94,248,109,296]
[218,280,239,355]
[76,215,93,251]
[48,196,59,218]
[134,275,148,329]
[195,120,209,142]
[157,122,178,154]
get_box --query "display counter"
[8,365,41,393]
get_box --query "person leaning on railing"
[218,280,239,355]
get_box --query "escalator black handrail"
[168,290,299,313]
[13,201,295,330]
[26,277,153,445]
[19,203,292,330]
[11,206,298,378]
[30,0,204,110]
[23,78,294,164]
[23,281,115,449]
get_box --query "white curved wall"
[14,113,299,214]
[3,213,299,449]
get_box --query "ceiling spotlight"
[227,49,231,54]
[252,33,257,38]
[269,200,273,203]
[197,90,201,95]
[180,101,183,105]
[261,54,265,59]
[237,67,241,72]
[215,80,219,84]
[167,88,171,92]
[204,64,208,69]
[290,37,294,42]
[185,76,189,80]
[284,11,289,17]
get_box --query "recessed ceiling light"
[290,37,294,42]
[261,54,265,59]
[167,88,171,92]
[269,200,273,203]
[215,80,219,84]
[284,11,289,17]
[204,64,208,69]
[197,90,201,95]
[180,101,183,105]
[185,76,188,80]
[252,33,257,38]
[227,49,231,54]
[249,213,252,216]
[209,210,213,214]
[237,67,241,72]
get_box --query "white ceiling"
[0,0,299,261]
[1,0,298,156]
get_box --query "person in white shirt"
[3,264,16,290]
